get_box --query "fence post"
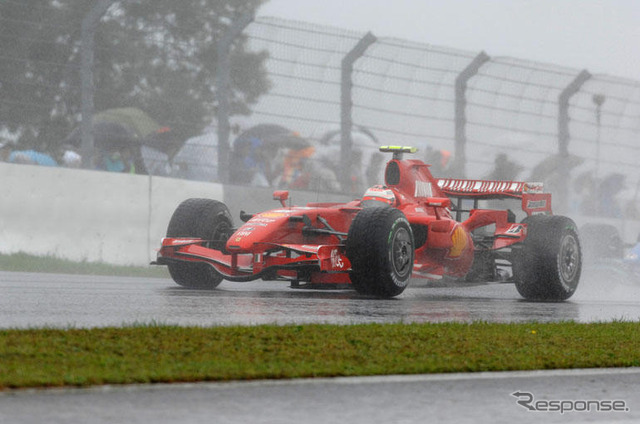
[80,0,116,169]
[452,51,490,178]
[340,32,376,191]
[558,70,591,157]
[216,12,253,184]
[557,69,591,213]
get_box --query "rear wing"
[436,178,552,216]
[437,178,543,199]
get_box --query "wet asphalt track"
[2,369,639,424]
[2,270,639,423]
[1,270,640,328]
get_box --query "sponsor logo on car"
[414,180,433,198]
[523,182,544,193]
[506,224,524,234]
[449,226,468,258]
[163,238,201,246]
[526,199,547,209]
[250,218,277,225]
[330,248,345,269]
[259,212,289,218]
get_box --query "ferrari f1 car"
[155,146,581,300]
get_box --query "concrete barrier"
[0,162,223,265]
[0,163,354,266]
[1,162,638,266]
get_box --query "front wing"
[156,238,352,283]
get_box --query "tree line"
[0,0,270,151]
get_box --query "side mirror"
[273,190,289,207]
[426,197,451,208]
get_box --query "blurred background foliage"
[0,0,270,149]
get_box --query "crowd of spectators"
[0,140,80,168]
[0,108,388,196]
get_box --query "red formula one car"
[155,146,581,300]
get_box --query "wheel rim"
[559,233,580,282]
[391,227,412,278]
[206,219,232,249]
[212,220,231,241]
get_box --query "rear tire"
[513,215,581,301]
[346,207,414,297]
[166,198,233,289]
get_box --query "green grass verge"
[0,252,169,278]
[1,321,639,390]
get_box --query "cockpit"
[361,185,396,208]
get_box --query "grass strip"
[1,321,639,390]
[0,252,168,278]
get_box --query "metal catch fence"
[1,3,639,219]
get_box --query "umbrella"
[93,107,163,140]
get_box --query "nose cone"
[226,224,262,252]
[225,212,290,252]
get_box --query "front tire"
[513,215,581,301]
[346,207,414,297]
[166,198,233,289]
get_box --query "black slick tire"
[513,215,581,301]
[346,207,414,297]
[166,198,233,289]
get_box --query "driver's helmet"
[361,185,396,208]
